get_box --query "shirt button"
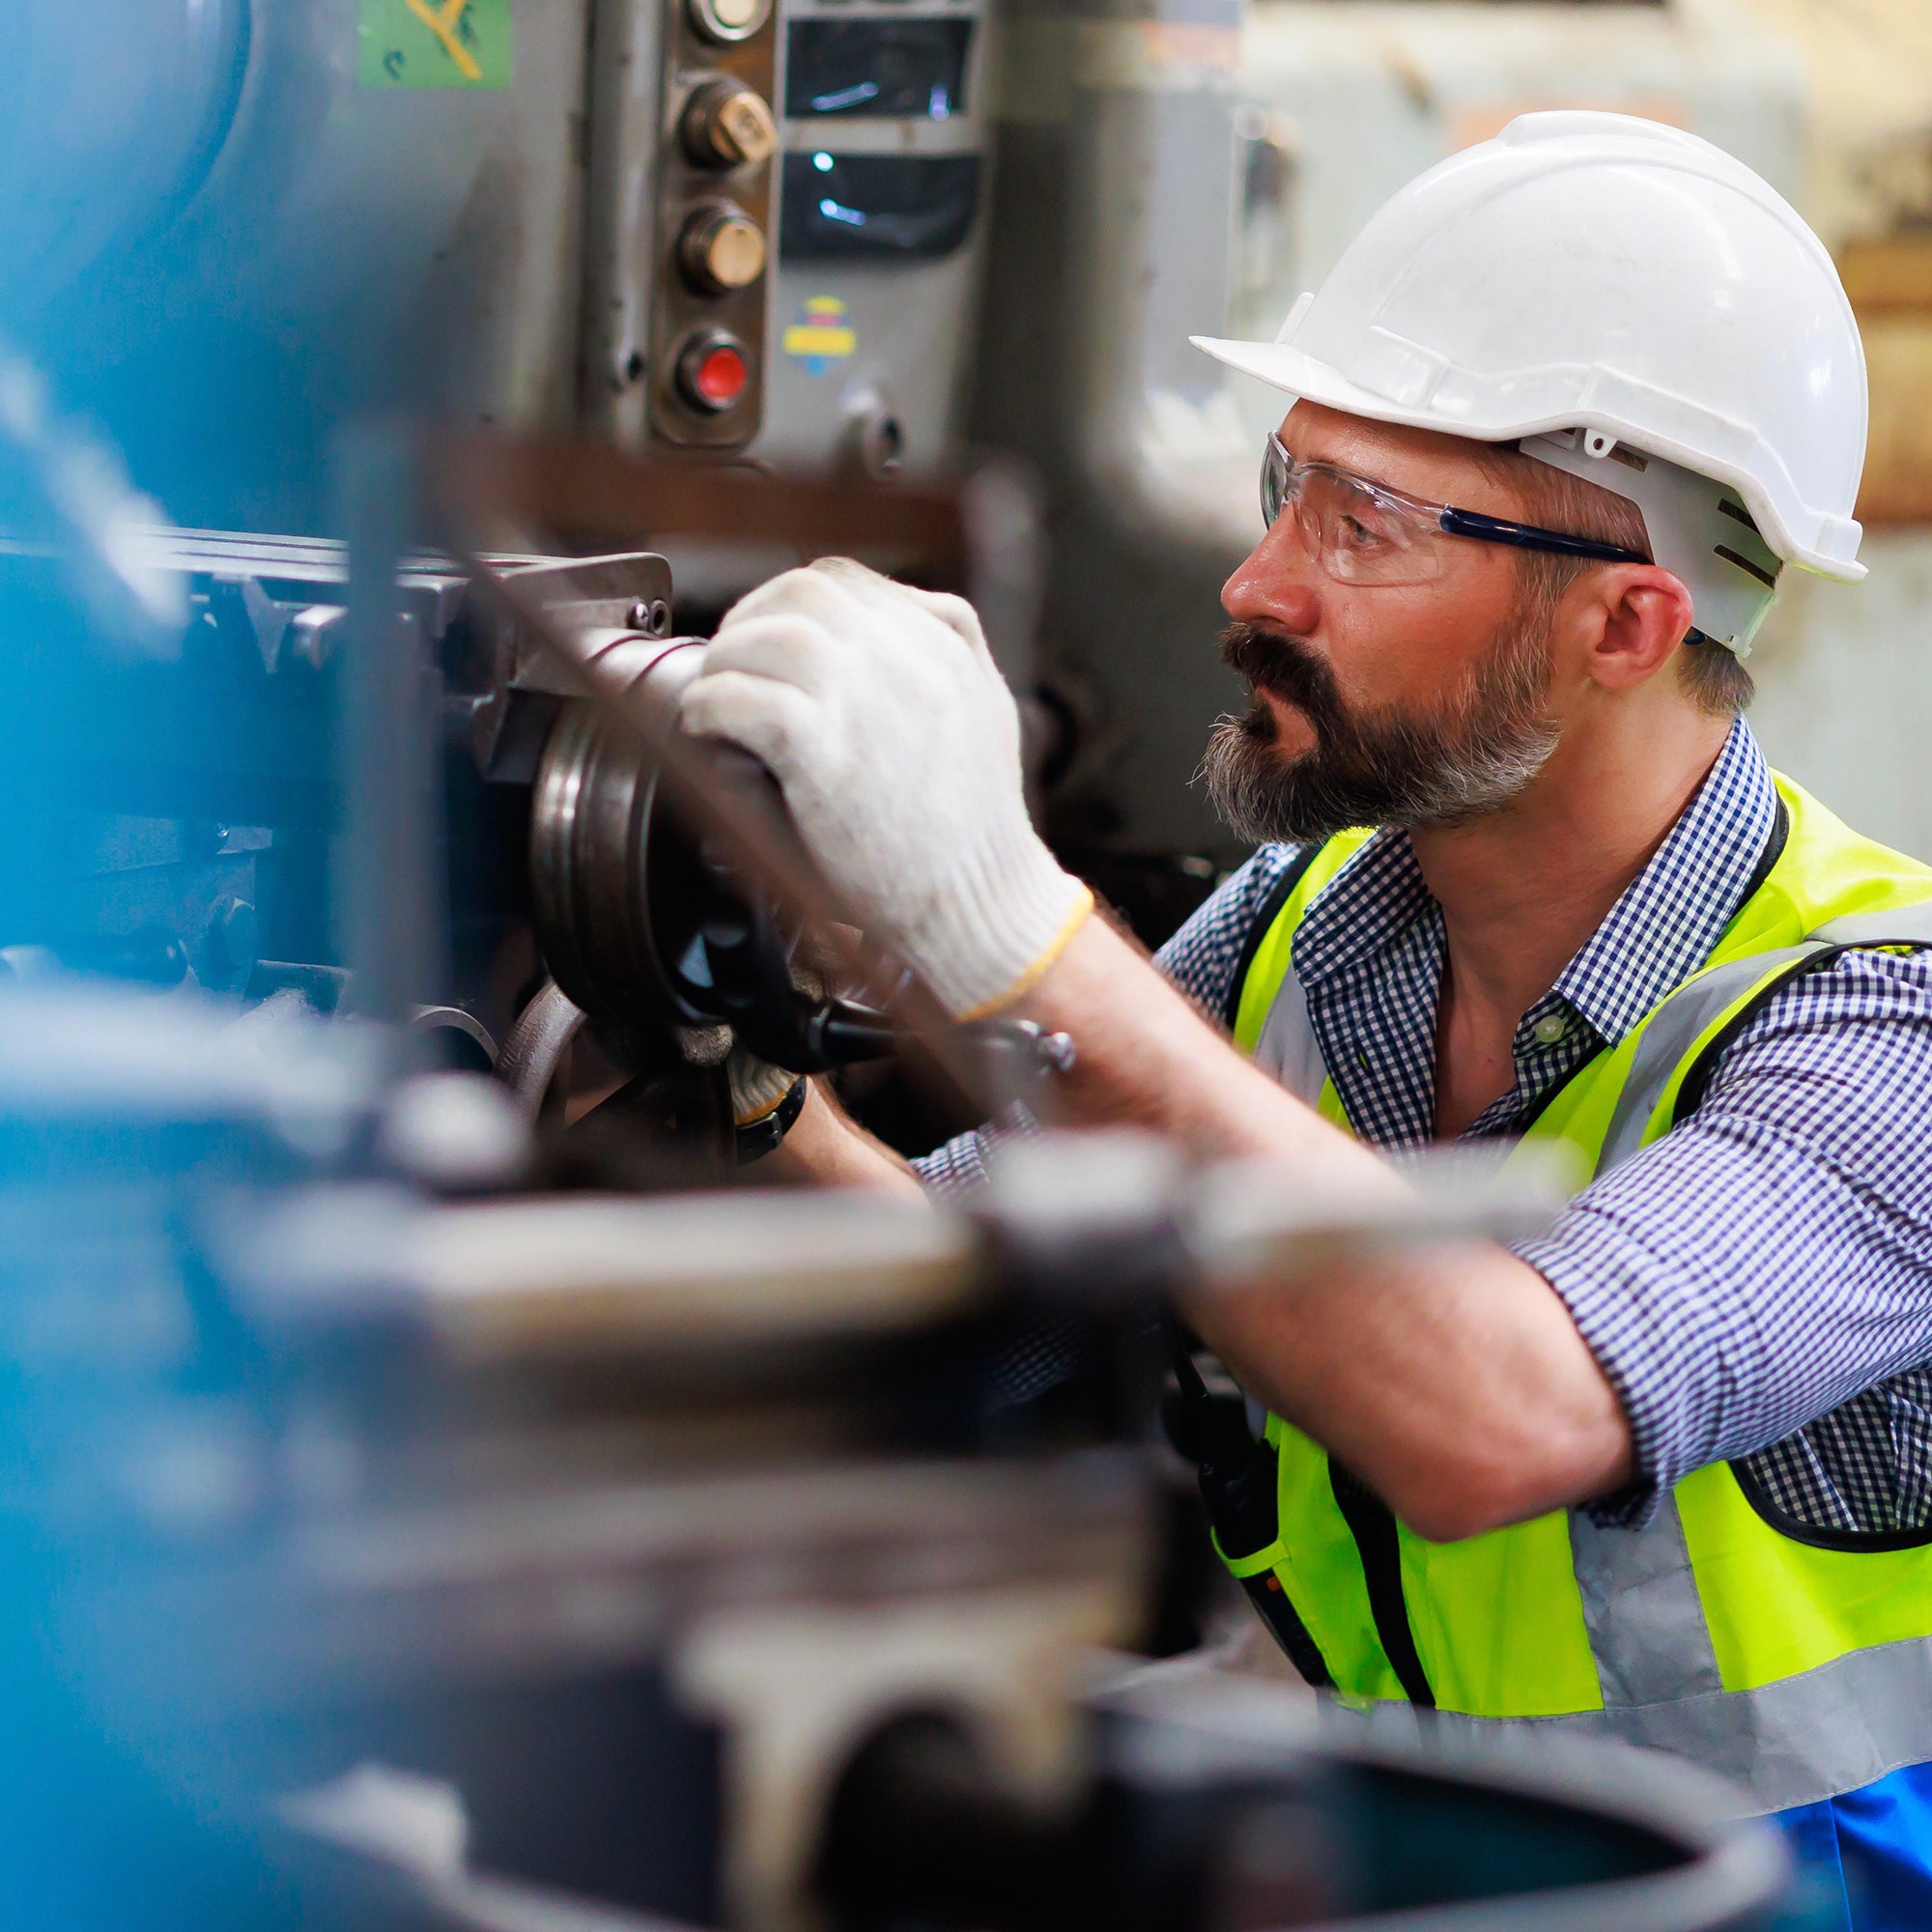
[1532,1012,1568,1046]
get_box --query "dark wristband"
[734,1076,808,1165]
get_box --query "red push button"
[694,343,748,405]
[676,329,751,413]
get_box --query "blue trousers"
[1774,1762,1932,1931]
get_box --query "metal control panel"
[583,0,785,453]
[649,0,783,446]
[582,0,989,479]
[753,0,991,477]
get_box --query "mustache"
[1218,622,1344,739]
[1201,614,1560,843]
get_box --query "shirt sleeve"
[911,846,1298,1195]
[1515,948,1932,1526]
[908,1105,1030,1199]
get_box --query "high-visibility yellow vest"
[1219,774,1932,1813]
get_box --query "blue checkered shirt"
[917,720,1932,1533]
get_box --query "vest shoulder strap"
[1223,844,1325,1032]
[1557,779,1932,1174]
[1229,831,1378,1056]
[1596,896,1932,1178]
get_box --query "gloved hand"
[679,558,1093,1018]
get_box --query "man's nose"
[1222,522,1322,636]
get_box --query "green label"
[358,0,512,89]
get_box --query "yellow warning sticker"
[359,0,512,88]
[781,297,858,374]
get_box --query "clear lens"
[1260,436,1288,530]
[1257,440,1447,586]
[1300,469,1442,583]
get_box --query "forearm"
[759,1076,926,1197]
[760,912,1364,1192]
[1011,913,1634,1532]
[759,916,1630,1528]
[1009,913,1372,1165]
[1194,1247,1633,1538]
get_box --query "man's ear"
[1578,564,1696,692]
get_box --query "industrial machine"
[14,0,1932,858]
[4,0,1910,1922]
[0,405,1816,1927]
[1,0,991,536]
[581,0,995,480]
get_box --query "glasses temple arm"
[1437,505,1653,565]
[1438,507,1721,645]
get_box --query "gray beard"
[1200,616,1559,845]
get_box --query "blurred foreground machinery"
[0,408,1817,1929]
[0,977,1806,1932]
[0,0,1898,1923]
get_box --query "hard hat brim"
[1189,331,1867,585]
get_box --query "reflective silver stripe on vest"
[1810,902,1932,949]
[1569,1497,1720,1709]
[1593,946,1821,1178]
[1571,905,1932,1805]
[1251,955,1328,1106]
[1403,1633,1932,1817]
[1596,897,1932,1179]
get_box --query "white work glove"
[679,558,1092,1019]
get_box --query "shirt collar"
[1291,827,1433,992]
[1291,717,1778,1046]
[1548,717,1776,1045]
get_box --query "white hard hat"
[1193,111,1869,612]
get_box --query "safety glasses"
[1260,433,1652,586]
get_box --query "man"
[683,114,1932,1921]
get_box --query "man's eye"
[1338,514,1385,547]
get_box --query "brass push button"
[682,79,778,169]
[687,0,771,45]
[677,203,768,293]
